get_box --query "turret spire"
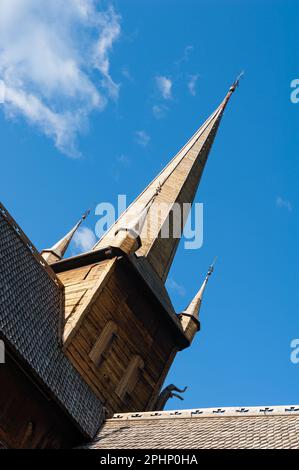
[180,260,216,342]
[112,184,162,255]
[41,209,90,264]
[93,78,240,281]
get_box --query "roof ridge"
[109,405,299,421]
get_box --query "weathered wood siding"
[61,259,178,415]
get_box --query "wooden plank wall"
[64,260,178,415]
[57,260,113,336]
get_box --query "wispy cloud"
[188,74,200,96]
[94,6,121,101]
[72,226,97,253]
[111,154,131,181]
[134,130,150,147]
[0,0,121,156]
[166,278,186,297]
[175,45,194,67]
[117,154,131,167]
[276,196,293,212]
[0,80,5,104]
[155,76,172,100]
[152,104,168,120]
[121,66,134,82]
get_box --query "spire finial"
[41,208,91,264]
[207,256,217,277]
[82,208,91,221]
[229,71,245,93]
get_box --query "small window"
[89,320,118,367]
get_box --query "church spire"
[93,77,241,281]
[180,261,215,342]
[41,209,90,264]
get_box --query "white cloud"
[93,6,121,100]
[0,0,121,156]
[152,104,168,119]
[155,76,172,100]
[72,226,97,253]
[134,130,150,147]
[166,278,186,297]
[0,80,5,103]
[188,74,200,96]
[276,196,293,212]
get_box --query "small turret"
[111,184,162,255]
[41,210,90,264]
[180,261,215,342]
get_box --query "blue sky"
[1,0,298,410]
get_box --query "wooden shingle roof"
[85,406,299,449]
[0,203,104,439]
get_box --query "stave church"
[1,77,298,449]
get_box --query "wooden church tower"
[0,79,239,448]
[44,79,239,416]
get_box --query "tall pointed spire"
[180,260,215,342]
[93,77,240,281]
[41,209,90,264]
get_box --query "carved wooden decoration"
[89,320,118,367]
[115,355,144,400]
